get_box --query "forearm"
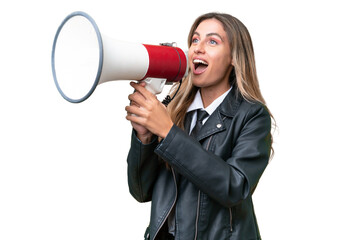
[154,114,270,207]
[136,131,154,144]
[127,130,160,202]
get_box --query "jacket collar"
[218,86,243,118]
[195,86,243,141]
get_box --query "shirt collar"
[187,87,232,115]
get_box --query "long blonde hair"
[167,12,275,156]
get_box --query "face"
[189,18,233,93]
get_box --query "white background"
[1,0,359,239]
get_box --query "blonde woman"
[126,12,274,240]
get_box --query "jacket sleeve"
[127,130,160,203]
[154,104,271,208]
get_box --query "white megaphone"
[51,11,188,103]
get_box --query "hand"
[125,82,153,143]
[125,82,173,139]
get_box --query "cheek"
[188,50,195,70]
[210,47,232,66]
[221,50,233,66]
[213,55,232,73]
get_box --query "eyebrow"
[193,31,224,41]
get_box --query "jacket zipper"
[153,167,178,240]
[209,119,233,232]
[229,208,233,232]
[219,117,232,232]
[194,191,201,240]
[194,135,213,240]
[205,135,213,151]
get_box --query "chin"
[191,73,207,86]
[191,78,208,88]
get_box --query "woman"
[125,12,274,240]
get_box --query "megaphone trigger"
[142,78,167,95]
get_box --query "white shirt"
[186,87,232,134]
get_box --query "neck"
[200,83,230,108]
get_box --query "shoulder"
[230,100,271,138]
[240,99,270,121]
[219,88,270,125]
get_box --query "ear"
[230,55,235,66]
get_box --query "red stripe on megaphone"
[142,44,187,82]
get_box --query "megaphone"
[51,11,188,103]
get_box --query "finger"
[125,111,146,126]
[138,81,146,87]
[125,104,138,116]
[130,81,155,100]
[129,100,140,108]
[128,92,147,108]
[130,80,146,87]
[125,105,146,118]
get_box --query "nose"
[194,41,205,54]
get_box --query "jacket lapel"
[184,111,194,135]
[196,87,243,141]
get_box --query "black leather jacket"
[127,87,271,240]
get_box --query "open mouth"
[193,59,208,74]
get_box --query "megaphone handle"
[142,78,167,95]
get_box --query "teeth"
[193,59,208,65]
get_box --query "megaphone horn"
[51,11,188,103]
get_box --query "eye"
[209,39,218,45]
[192,37,199,44]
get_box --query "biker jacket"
[127,87,271,240]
